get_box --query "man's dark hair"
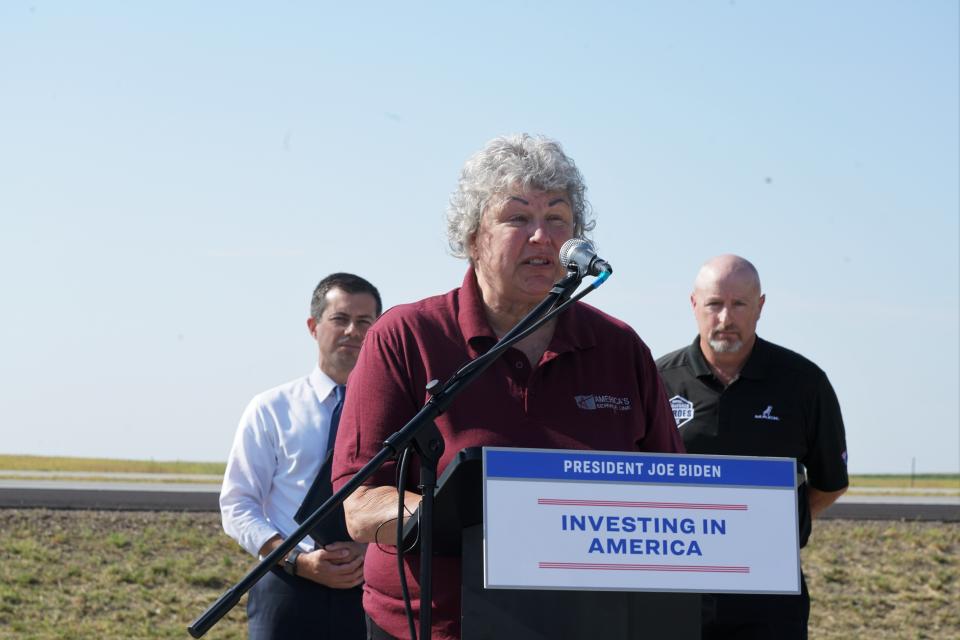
[310,273,382,320]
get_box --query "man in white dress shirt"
[220,272,381,639]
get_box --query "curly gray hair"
[446,133,594,259]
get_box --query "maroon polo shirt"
[332,268,683,640]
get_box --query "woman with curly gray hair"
[442,134,597,344]
[445,133,594,260]
[334,134,683,640]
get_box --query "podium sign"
[482,447,800,595]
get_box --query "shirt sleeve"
[803,372,849,492]
[219,398,283,557]
[634,339,686,454]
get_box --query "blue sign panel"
[484,448,795,488]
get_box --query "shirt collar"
[685,336,714,378]
[309,366,340,404]
[457,267,496,354]
[685,335,769,380]
[739,336,769,379]
[456,266,596,359]
[548,299,596,356]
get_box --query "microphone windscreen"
[559,238,594,270]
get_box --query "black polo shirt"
[656,336,848,495]
[658,336,849,627]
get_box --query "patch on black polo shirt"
[753,405,782,421]
[668,395,694,428]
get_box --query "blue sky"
[1,2,957,473]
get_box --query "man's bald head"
[693,255,762,298]
[691,255,765,358]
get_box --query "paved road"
[822,493,959,522]
[0,479,220,511]
[1,479,957,521]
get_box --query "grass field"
[2,454,957,489]
[0,509,957,639]
[0,455,223,476]
[850,475,960,490]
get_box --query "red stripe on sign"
[538,562,750,573]
[537,498,747,510]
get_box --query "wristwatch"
[283,547,303,576]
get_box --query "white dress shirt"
[220,367,340,557]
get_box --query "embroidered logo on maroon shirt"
[575,394,632,412]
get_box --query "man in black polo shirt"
[656,254,848,640]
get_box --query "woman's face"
[470,188,574,312]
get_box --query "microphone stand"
[188,270,586,639]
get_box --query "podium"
[404,448,701,639]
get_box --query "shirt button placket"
[512,357,530,413]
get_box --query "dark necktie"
[324,384,346,456]
[294,384,351,547]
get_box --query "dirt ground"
[0,510,957,639]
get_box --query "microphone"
[559,239,613,277]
